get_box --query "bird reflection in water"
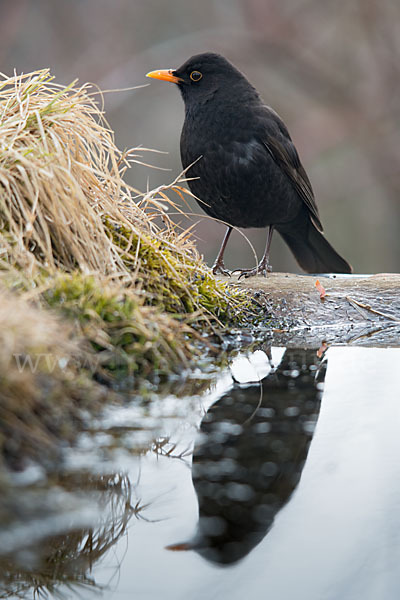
[170,348,326,565]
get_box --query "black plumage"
[147,53,352,276]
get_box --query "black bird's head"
[146,52,258,105]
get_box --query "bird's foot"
[234,261,272,279]
[212,260,232,277]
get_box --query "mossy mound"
[0,69,251,471]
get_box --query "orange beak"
[146,69,182,84]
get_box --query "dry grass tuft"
[0,69,120,274]
[0,71,196,276]
[0,69,239,314]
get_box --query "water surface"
[1,345,400,600]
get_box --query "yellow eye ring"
[190,71,202,82]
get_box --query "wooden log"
[227,273,400,348]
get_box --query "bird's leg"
[236,225,274,279]
[212,226,233,276]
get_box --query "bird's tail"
[277,217,352,274]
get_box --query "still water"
[1,345,400,599]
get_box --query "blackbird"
[147,52,352,276]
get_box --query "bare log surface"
[226,273,400,348]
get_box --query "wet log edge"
[223,273,400,348]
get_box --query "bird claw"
[212,262,232,277]
[237,268,258,280]
[234,263,272,279]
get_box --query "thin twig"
[345,296,400,322]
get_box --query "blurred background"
[1,0,399,273]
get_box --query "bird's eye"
[190,71,202,82]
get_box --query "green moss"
[44,273,138,323]
[41,272,196,380]
[104,217,249,322]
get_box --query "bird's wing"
[261,107,323,232]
